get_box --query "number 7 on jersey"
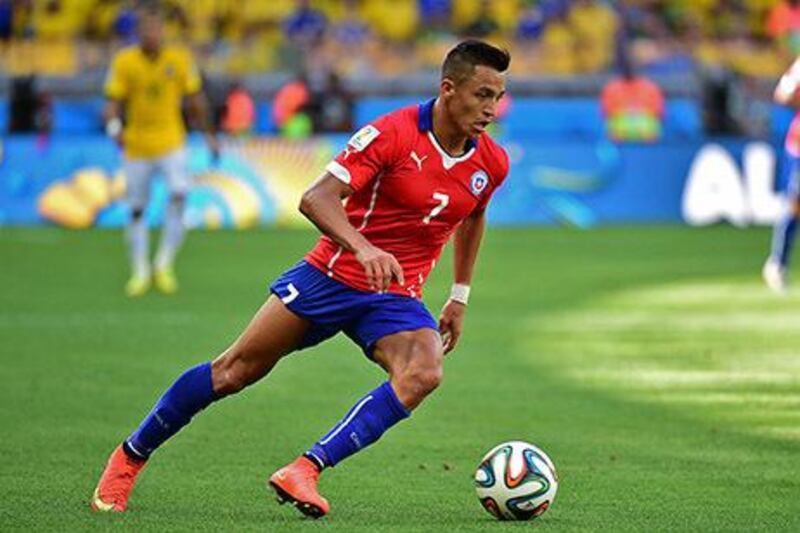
[423,192,449,224]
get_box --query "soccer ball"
[474,440,558,521]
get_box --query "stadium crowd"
[0,0,799,79]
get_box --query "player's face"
[443,65,506,138]
[138,15,163,52]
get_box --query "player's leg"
[270,327,442,518]
[123,158,155,297]
[153,148,190,294]
[307,328,442,465]
[91,295,310,512]
[765,158,800,293]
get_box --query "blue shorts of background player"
[269,261,438,359]
[765,152,800,292]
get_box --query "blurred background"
[0,0,798,229]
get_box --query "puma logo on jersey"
[410,151,428,171]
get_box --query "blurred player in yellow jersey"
[104,6,218,297]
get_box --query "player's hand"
[355,244,404,292]
[439,299,466,354]
[105,117,123,148]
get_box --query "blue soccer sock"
[124,362,219,460]
[770,213,798,267]
[306,381,410,469]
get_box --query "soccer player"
[764,56,800,293]
[104,6,218,297]
[90,40,510,517]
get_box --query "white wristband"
[106,117,122,138]
[449,283,471,305]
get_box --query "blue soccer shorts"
[269,260,439,358]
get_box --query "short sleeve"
[182,50,202,95]
[104,53,128,100]
[776,58,800,101]
[325,116,399,192]
[474,147,509,213]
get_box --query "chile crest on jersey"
[470,170,489,196]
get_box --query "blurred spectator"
[0,0,12,41]
[419,0,450,33]
[517,3,544,41]
[462,0,499,38]
[767,0,800,55]
[569,0,619,73]
[600,59,664,142]
[0,0,794,83]
[538,7,578,75]
[201,75,229,132]
[9,75,51,134]
[701,66,745,135]
[12,0,33,39]
[363,0,418,42]
[330,0,370,46]
[308,71,354,133]
[272,73,312,139]
[113,2,138,43]
[221,82,256,136]
[283,0,327,48]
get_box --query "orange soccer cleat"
[268,456,330,518]
[90,445,146,512]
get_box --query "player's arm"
[186,92,220,161]
[439,207,487,354]
[103,53,127,145]
[299,173,404,292]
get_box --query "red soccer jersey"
[778,58,800,157]
[305,99,509,298]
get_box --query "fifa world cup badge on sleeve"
[348,125,381,151]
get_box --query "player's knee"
[210,347,269,396]
[395,340,443,403]
[410,362,443,398]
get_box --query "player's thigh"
[212,295,311,392]
[372,328,443,379]
[158,148,191,197]
[124,158,156,210]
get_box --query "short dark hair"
[441,40,511,85]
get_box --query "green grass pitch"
[1,226,798,531]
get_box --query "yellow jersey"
[104,45,201,158]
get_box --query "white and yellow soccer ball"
[474,440,558,521]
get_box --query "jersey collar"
[418,98,478,152]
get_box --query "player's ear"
[440,78,456,97]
